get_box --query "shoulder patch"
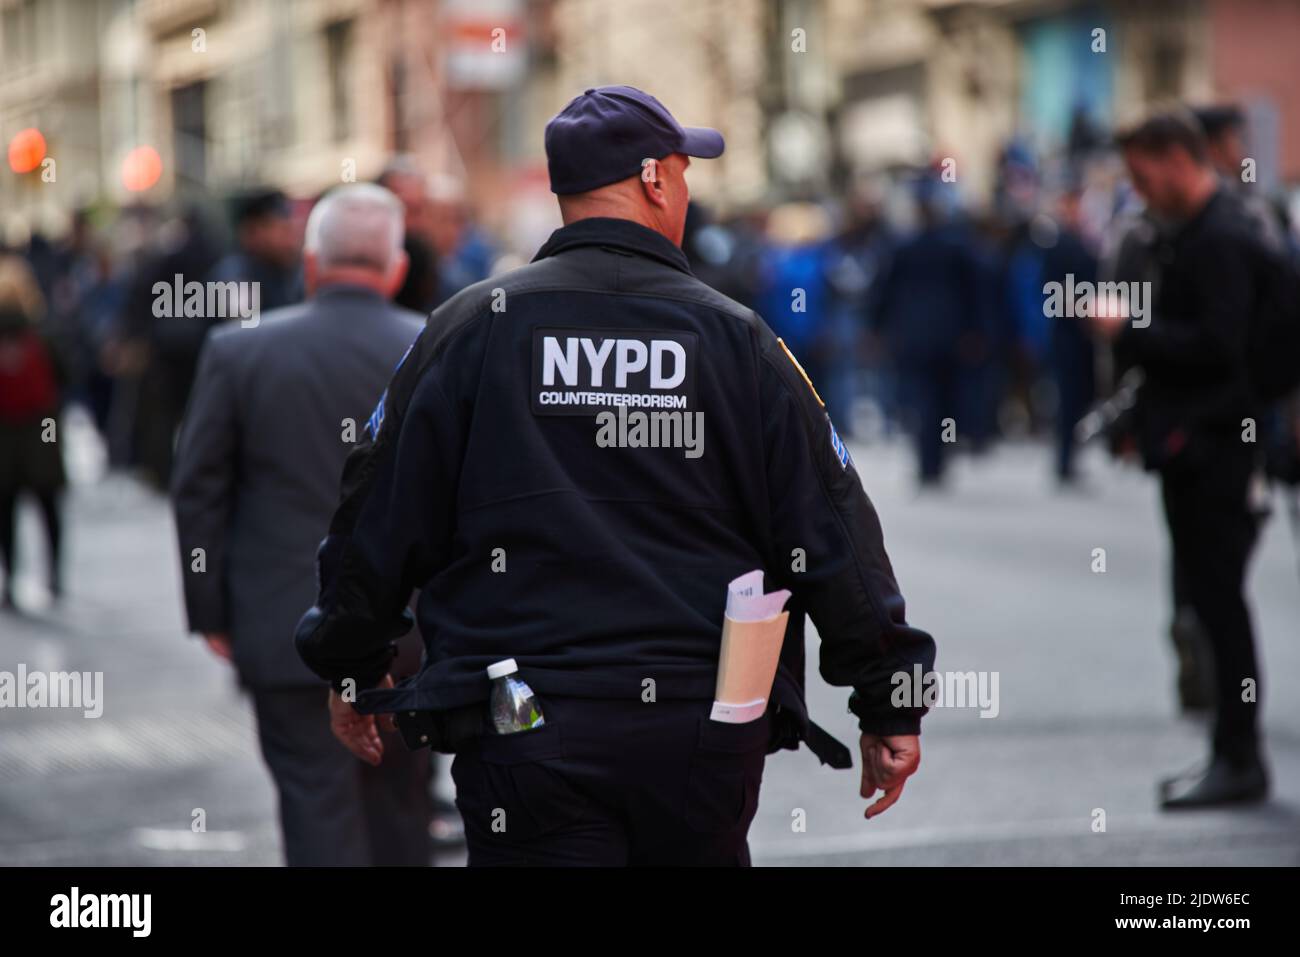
[365,389,388,440]
[777,337,824,408]
[829,416,853,470]
[364,337,418,440]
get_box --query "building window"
[325,19,354,143]
[1147,39,1185,101]
[172,81,208,191]
[2,0,35,71]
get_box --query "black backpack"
[1243,224,1300,402]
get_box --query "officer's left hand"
[202,633,233,661]
[328,674,396,766]
[859,733,921,819]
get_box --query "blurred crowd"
[2,158,498,496]
[684,104,1300,489]
[2,105,1299,609]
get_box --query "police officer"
[296,86,937,865]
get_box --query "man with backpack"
[1194,104,1300,509]
[1096,108,1294,808]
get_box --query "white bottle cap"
[486,658,518,680]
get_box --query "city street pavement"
[2,419,1298,866]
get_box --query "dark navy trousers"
[451,696,770,866]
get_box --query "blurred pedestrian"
[1194,104,1287,250]
[428,172,496,305]
[1196,104,1300,544]
[206,189,303,310]
[377,158,441,315]
[1039,182,1098,484]
[171,184,433,864]
[46,211,120,435]
[875,173,983,486]
[71,243,126,438]
[965,212,1015,451]
[1104,109,1270,808]
[125,206,224,489]
[0,256,67,609]
[826,188,894,438]
[682,202,765,310]
[1099,158,1217,712]
[756,203,839,422]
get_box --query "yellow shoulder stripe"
[777,337,824,408]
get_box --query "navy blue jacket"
[875,222,981,368]
[296,218,936,765]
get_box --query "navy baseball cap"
[545,85,725,195]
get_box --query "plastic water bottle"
[488,659,545,734]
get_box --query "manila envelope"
[714,610,789,711]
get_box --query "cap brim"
[680,126,725,159]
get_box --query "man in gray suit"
[172,184,432,865]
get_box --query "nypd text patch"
[531,327,698,416]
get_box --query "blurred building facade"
[1,0,566,242]
[3,0,1299,243]
[1,0,115,239]
[824,0,1215,204]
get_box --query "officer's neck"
[559,196,678,247]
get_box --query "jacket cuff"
[856,713,922,736]
[331,675,386,696]
[848,689,925,737]
[185,611,228,636]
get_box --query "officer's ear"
[639,158,668,210]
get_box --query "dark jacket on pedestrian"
[875,221,982,369]
[172,285,423,688]
[1115,188,1261,474]
[295,217,937,765]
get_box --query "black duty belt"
[393,705,484,754]
[392,701,852,769]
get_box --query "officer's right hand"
[860,733,921,819]
[328,674,395,767]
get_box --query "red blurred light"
[8,127,47,174]
[122,145,163,192]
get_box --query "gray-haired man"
[172,184,433,864]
